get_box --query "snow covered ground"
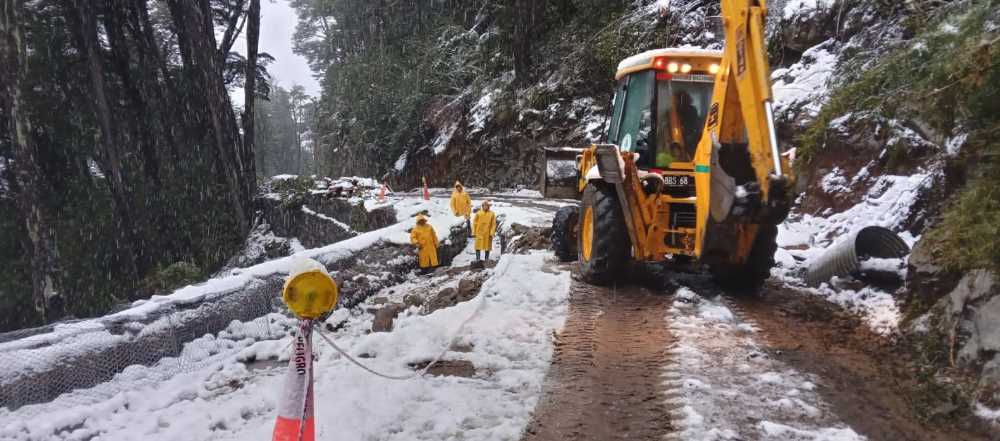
[665,288,864,440]
[0,194,574,441]
[0,252,571,441]
[0,197,467,399]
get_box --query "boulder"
[500,223,552,255]
[425,274,487,314]
[403,294,424,308]
[905,238,963,312]
[776,2,839,54]
[941,270,1000,381]
[372,303,405,332]
[427,288,458,314]
[457,277,483,299]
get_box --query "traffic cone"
[422,176,430,201]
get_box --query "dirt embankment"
[522,281,674,441]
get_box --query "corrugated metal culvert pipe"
[805,226,910,287]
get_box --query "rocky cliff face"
[772,0,1000,417]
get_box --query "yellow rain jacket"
[410,218,439,268]
[473,209,497,251]
[450,190,472,218]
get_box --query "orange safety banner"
[272,320,316,441]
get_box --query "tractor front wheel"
[578,182,629,284]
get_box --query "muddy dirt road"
[432,196,993,440]
[518,271,995,441]
[522,282,674,441]
[724,281,995,441]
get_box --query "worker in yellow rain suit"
[410,214,439,274]
[450,181,472,237]
[472,200,496,262]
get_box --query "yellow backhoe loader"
[549,0,794,288]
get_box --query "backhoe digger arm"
[700,0,784,201]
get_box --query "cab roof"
[616,48,723,79]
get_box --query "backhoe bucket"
[541,147,585,199]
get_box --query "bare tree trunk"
[167,0,249,237]
[512,0,543,86]
[218,0,248,65]
[68,0,140,282]
[1,0,61,320]
[296,129,302,174]
[242,0,259,193]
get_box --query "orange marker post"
[378,184,386,202]
[272,321,316,441]
[422,176,430,201]
[272,260,338,441]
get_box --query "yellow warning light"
[667,62,679,73]
[680,63,692,73]
[283,270,339,319]
[709,64,720,74]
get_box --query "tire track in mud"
[661,282,867,440]
[521,281,675,441]
[720,285,996,441]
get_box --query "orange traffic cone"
[422,176,430,201]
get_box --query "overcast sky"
[231,0,321,107]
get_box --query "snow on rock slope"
[773,168,932,335]
[782,0,835,20]
[772,41,838,124]
[665,288,864,440]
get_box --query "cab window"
[652,77,713,168]
[613,70,654,158]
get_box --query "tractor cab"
[608,49,722,172]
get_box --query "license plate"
[664,175,691,187]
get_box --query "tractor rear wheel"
[710,223,778,291]
[578,182,629,284]
[551,206,579,262]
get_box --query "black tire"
[578,182,629,284]
[551,205,579,262]
[710,223,778,291]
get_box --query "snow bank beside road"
[0,197,465,410]
[0,251,572,441]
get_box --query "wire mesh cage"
[0,275,290,418]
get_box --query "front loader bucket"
[805,226,910,287]
[541,147,585,199]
